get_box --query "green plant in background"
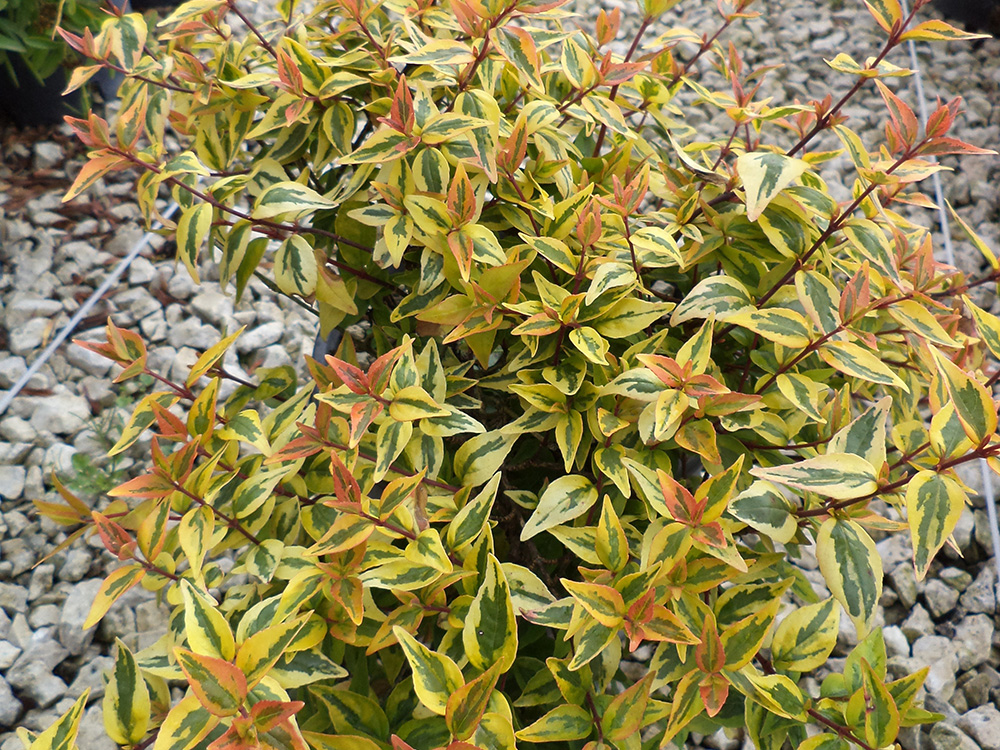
[60,381,152,499]
[0,0,104,82]
[29,0,1000,749]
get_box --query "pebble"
[127,256,157,285]
[32,142,64,171]
[28,392,91,436]
[5,631,69,708]
[960,566,997,614]
[9,318,49,356]
[930,721,982,750]
[0,643,20,671]
[883,625,910,658]
[901,604,936,642]
[0,466,26,500]
[955,615,995,671]
[57,548,93,583]
[0,357,27,390]
[940,567,975,591]
[237,321,284,353]
[64,342,113,377]
[58,580,103,656]
[66,655,112,701]
[190,289,235,327]
[0,585,28,617]
[0,679,21,728]
[925,578,961,618]
[914,635,960,700]
[958,706,1000,750]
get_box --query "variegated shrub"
[32,0,1000,749]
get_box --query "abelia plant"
[27,0,1000,749]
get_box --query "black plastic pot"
[0,0,184,128]
[933,0,1000,34]
[0,54,84,127]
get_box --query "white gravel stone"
[0,642,21,671]
[0,357,26,389]
[127,255,157,285]
[913,636,961,701]
[167,318,219,351]
[958,706,1000,750]
[29,392,91,436]
[961,566,997,614]
[58,579,104,656]
[5,631,69,708]
[0,678,21,727]
[0,417,35,443]
[0,466,26,500]
[64,342,113,376]
[883,625,910,658]
[955,615,995,671]
[930,722,981,750]
[925,578,961,618]
[190,289,234,326]
[9,318,49,356]
[32,142,64,171]
[237,321,284,353]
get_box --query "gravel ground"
[1,0,999,748]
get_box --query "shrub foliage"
[31,0,1000,749]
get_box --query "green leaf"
[593,298,670,337]
[828,397,890,468]
[515,704,592,742]
[391,39,476,65]
[770,598,840,672]
[816,518,882,637]
[374,420,413,481]
[567,617,619,670]
[342,129,415,164]
[454,431,517,487]
[446,661,503,740]
[736,152,809,221]
[103,640,150,745]
[493,26,543,90]
[151,693,215,750]
[389,386,449,422]
[394,627,464,715]
[463,554,518,672]
[83,564,145,629]
[25,691,90,750]
[252,180,336,220]
[447,473,500,550]
[596,496,629,571]
[671,276,752,326]
[568,326,609,364]
[180,579,236,661]
[930,347,998,443]
[729,480,798,544]
[964,296,1000,360]
[726,307,812,348]
[906,470,967,581]
[721,598,779,669]
[176,203,213,284]
[520,475,598,541]
[887,300,959,347]
[776,373,827,423]
[175,648,247,717]
[818,341,908,390]
[274,235,318,297]
[750,453,877,500]
[842,220,900,282]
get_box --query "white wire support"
[899,0,1000,587]
[0,202,180,418]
